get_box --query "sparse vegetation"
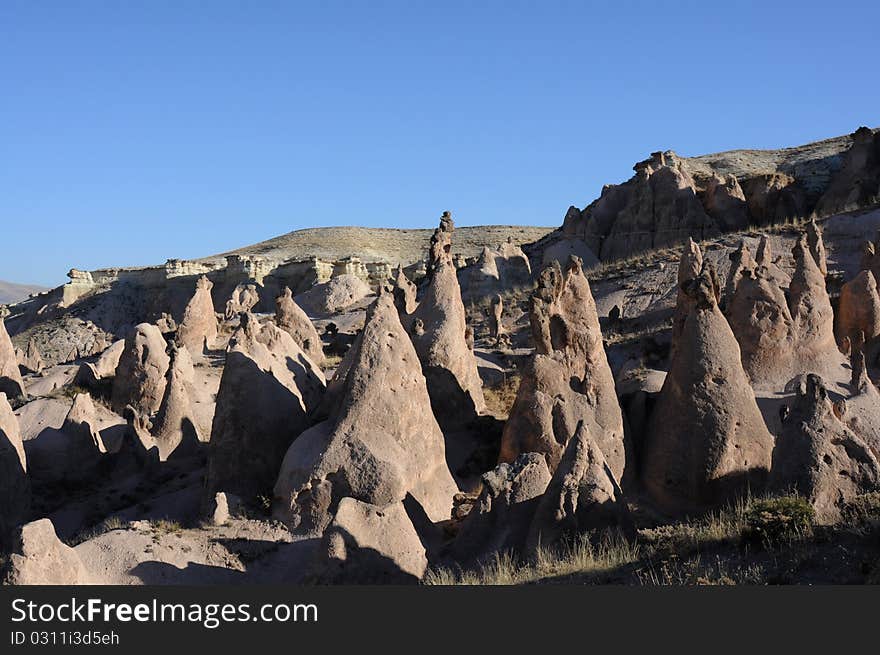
[482,373,520,419]
[67,515,127,546]
[742,496,814,549]
[424,494,876,586]
[424,530,639,585]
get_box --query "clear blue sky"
[2,1,878,286]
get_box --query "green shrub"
[742,496,813,548]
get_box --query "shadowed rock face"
[273,292,457,539]
[408,215,485,430]
[814,127,880,217]
[275,287,324,365]
[151,343,200,461]
[452,453,551,563]
[499,256,626,481]
[837,270,880,347]
[0,316,25,399]
[175,275,217,352]
[16,338,44,375]
[771,375,880,524]
[110,323,170,416]
[722,241,754,306]
[643,264,774,516]
[315,498,428,583]
[526,421,626,554]
[207,314,326,501]
[0,392,29,549]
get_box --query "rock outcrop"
[390,265,417,315]
[837,270,880,347]
[175,275,217,352]
[0,392,29,548]
[295,274,372,316]
[3,519,89,585]
[771,374,880,523]
[0,316,25,399]
[729,232,842,387]
[110,324,170,416]
[526,422,626,553]
[788,235,837,363]
[273,292,458,540]
[727,266,797,382]
[672,238,704,349]
[643,264,774,515]
[408,215,486,430]
[16,338,44,375]
[814,127,880,217]
[722,241,753,305]
[452,453,551,562]
[207,314,325,500]
[315,498,428,583]
[151,343,200,460]
[224,283,261,319]
[275,287,324,365]
[459,238,533,299]
[500,256,626,480]
[488,294,506,342]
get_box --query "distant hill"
[0,280,47,305]
[205,225,556,266]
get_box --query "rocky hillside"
[0,281,47,305]
[534,126,880,265]
[210,225,555,266]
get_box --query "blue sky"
[2,1,878,286]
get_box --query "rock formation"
[722,241,753,305]
[73,338,125,391]
[814,127,880,217]
[488,294,506,343]
[224,283,261,319]
[702,173,750,232]
[295,274,372,316]
[642,264,774,515]
[459,238,533,299]
[274,287,324,365]
[452,453,551,562]
[390,265,417,315]
[771,374,880,523]
[0,392,29,548]
[788,235,837,363]
[273,292,458,541]
[837,270,880,347]
[175,275,218,352]
[727,266,797,382]
[316,498,428,583]
[207,314,325,500]
[806,219,828,277]
[3,519,89,585]
[526,422,626,553]
[499,256,626,480]
[408,214,486,430]
[151,343,200,460]
[0,315,25,399]
[15,338,44,375]
[110,324,170,416]
[672,238,704,349]
[728,230,842,386]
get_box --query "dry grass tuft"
[482,374,521,419]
